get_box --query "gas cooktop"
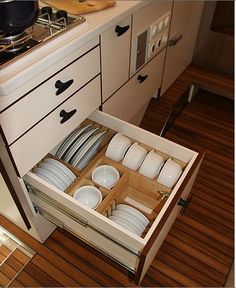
[0,6,86,68]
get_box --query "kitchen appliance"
[0,5,86,67]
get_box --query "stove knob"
[56,10,68,21]
[41,6,53,17]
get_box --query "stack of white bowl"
[108,204,149,237]
[73,186,102,209]
[91,165,120,189]
[33,158,76,191]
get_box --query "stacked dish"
[91,165,120,189]
[33,158,76,191]
[108,204,149,236]
[56,124,107,170]
[73,186,102,209]
[157,158,182,188]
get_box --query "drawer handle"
[55,79,74,96]
[115,25,130,37]
[168,33,183,47]
[177,196,192,215]
[59,109,77,124]
[137,74,148,84]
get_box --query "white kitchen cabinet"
[100,16,132,102]
[161,1,204,95]
[0,1,205,284]
[103,49,165,126]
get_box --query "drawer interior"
[27,118,189,240]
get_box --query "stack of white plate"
[55,124,106,170]
[33,158,76,191]
[108,204,149,236]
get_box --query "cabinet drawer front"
[1,46,100,145]
[10,76,101,177]
[30,192,139,272]
[103,50,165,122]
[101,16,131,102]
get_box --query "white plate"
[43,158,76,182]
[108,215,141,236]
[71,131,106,169]
[55,124,93,159]
[116,204,149,228]
[63,128,100,163]
[33,167,66,191]
[111,210,145,234]
[39,162,72,188]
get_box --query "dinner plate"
[71,131,106,169]
[39,162,72,188]
[63,127,100,163]
[43,158,76,182]
[116,204,149,228]
[55,124,93,159]
[33,167,67,191]
[111,210,145,234]
[108,215,141,236]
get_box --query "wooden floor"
[0,66,234,287]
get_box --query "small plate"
[39,162,72,188]
[55,124,93,159]
[63,127,100,163]
[71,131,106,169]
[43,158,76,182]
[116,204,149,228]
[111,210,145,234]
[108,215,141,236]
[33,167,67,191]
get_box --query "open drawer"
[23,110,204,284]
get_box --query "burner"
[0,31,32,54]
[0,8,86,67]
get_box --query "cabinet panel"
[161,1,204,95]
[10,76,101,177]
[1,47,100,145]
[101,16,132,102]
[103,50,165,125]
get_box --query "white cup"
[105,133,131,162]
[122,142,147,170]
[139,150,164,179]
[157,158,182,188]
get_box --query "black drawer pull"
[59,109,77,124]
[115,25,130,37]
[55,79,74,96]
[137,74,148,83]
[177,196,192,215]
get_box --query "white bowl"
[157,158,182,188]
[92,165,120,189]
[139,150,164,179]
[73,186,102,209]
[105,133,131,162]
[122,143,147,170]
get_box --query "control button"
[41,6,53,17]
[56,10,68,21]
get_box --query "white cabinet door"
[101,16,132,102]
[102,49,165,126]
[161,1,204,95]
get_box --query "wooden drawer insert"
[23,111,204,283]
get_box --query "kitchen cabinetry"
[101,16,132,102]
[0,1,205,284]
[103,49,165,126]
[102,1,172,124]
[161,1,204,95]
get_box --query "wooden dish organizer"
[34,119,188,238]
